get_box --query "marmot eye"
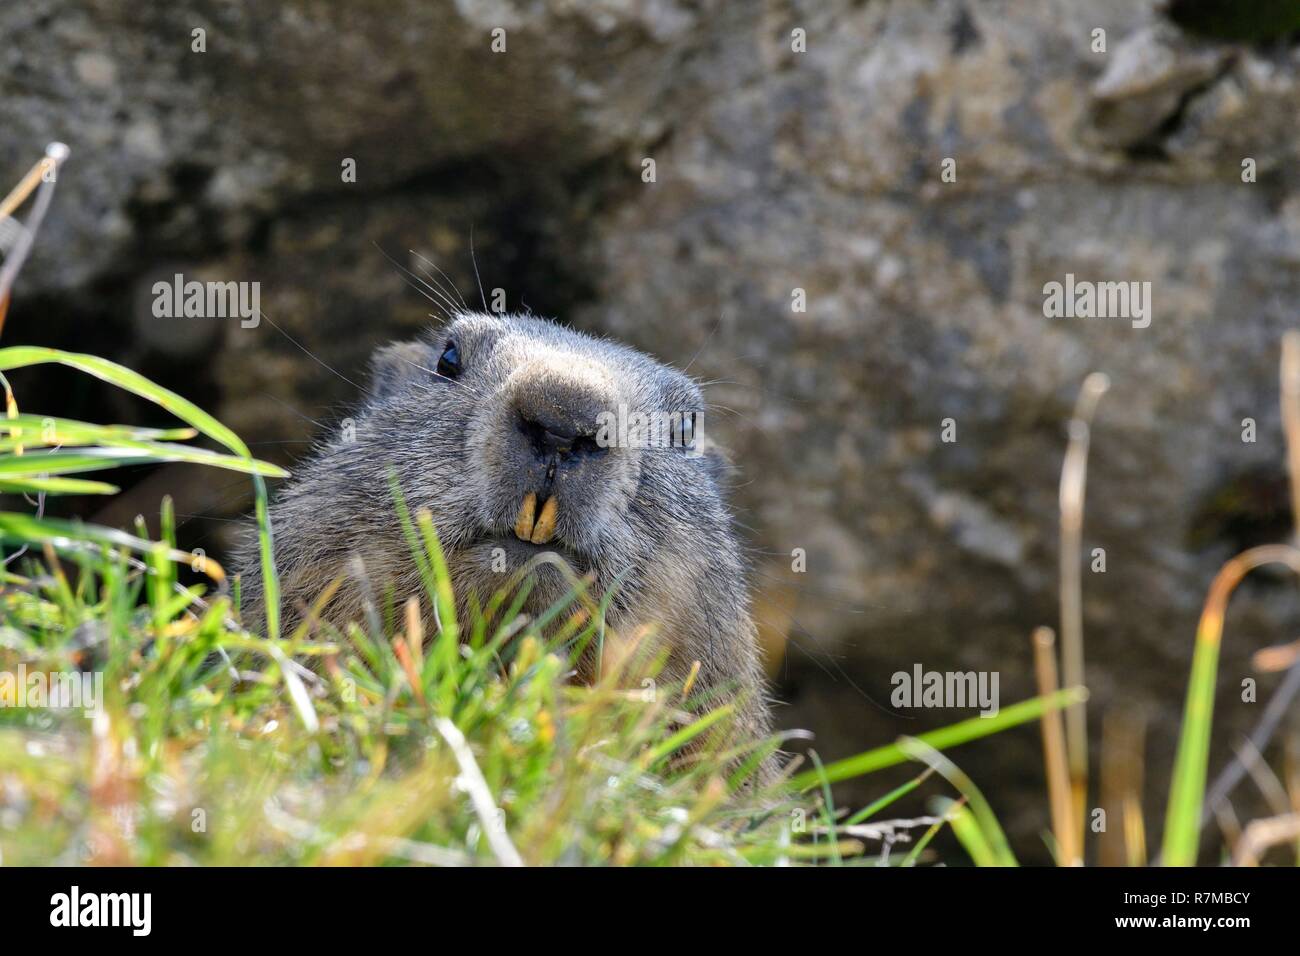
[436,340,462,379]
[670,412,697,449]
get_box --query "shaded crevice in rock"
[949,3,983,56]
[1187,464,1293,556]
[1165,0,1300,45]
[1120,56,1239,162]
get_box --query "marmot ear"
[368,340,433,400]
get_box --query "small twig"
[1213,800,1241,851]
[434,717,523,867]
[404,595,424,672]
[1281,332,1300,543]
[1236,736,1292,818]
[1059,372,1109,852]
[828,815,951,841]
[1099,707,1147,867]
[1251,637,1300,672]
[1032,626,1078,865]
[331,832,472,867]
[0,143,69,310]
[264,800,472,866]
[1231,812,1300,867]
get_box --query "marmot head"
[349,312,734,621]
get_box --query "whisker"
[260,313,363,391]
[701,377,814,406]
[695,379,744,388]
[373,243,459,317]
[470,224,488,312]
[402,263,461,317]
[681,311,725,375]
[400,357,486,399]
[409,259,467,312]
[408,249,468,310]
[703,401,758,427]
[780,613,907,718]
[260,391,328,430]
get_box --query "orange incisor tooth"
[530,496,558,545]
[514,492,537,541]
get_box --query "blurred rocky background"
[5,0,1300,861]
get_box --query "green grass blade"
[252,476,279,640]
[1161,630,1222,866]
[898,736,1016,866]
[0,346,281,637]
[0,347,248,454]
[103,440,286,476]
[643,705,734,767]
[844,767,934,827]
[901,800,952,867]
[0,512,218,579]
[788,687,1086,790]
[0,445,284,478]
[0,476,118,495]
[809,751,843,865]
[0,414,196,449]
[0,450,150,476]
[945,799,998,867]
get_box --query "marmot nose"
[517,412,603,462]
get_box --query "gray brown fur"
[236,312,773,748]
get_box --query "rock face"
[6,0,1300,858]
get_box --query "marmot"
[237,312,773,747]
